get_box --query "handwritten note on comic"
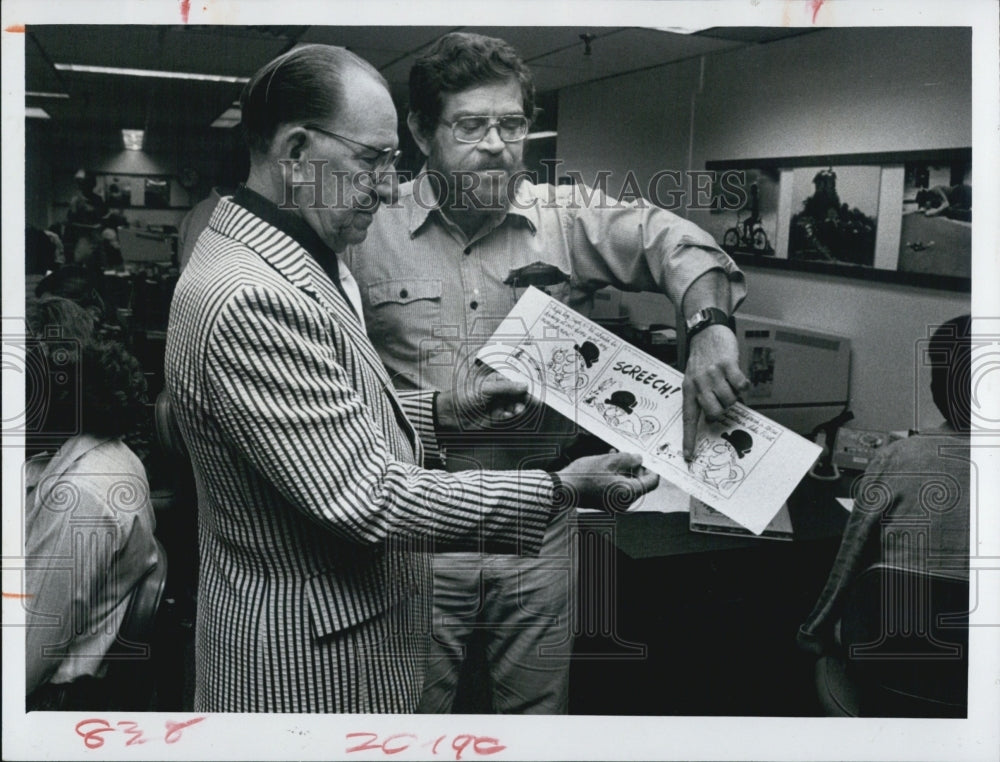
[477,287,822,535]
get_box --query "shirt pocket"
[365,278,444,370]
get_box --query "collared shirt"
[231,186,365,323]
[345,174,746,470]
[25,435,159,693]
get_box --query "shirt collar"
[231,184,341,281]
[404,168,538,239]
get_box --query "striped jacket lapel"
[210,199,421,458]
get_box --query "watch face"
[687,309,709,329]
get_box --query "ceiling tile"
[457,26,624,61]
[529,27,735,76]
[297,25,456,54]
[159,27,293,76]
[30,25,165,70]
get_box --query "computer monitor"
[734,313,851,436]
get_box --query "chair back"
[115,537,170,653]
[155,389,189,462]
[839,562,969,717]
[102,537,169,710]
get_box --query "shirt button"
[470,300,479,310]
[399,288,408,298]
[464,247,472,256]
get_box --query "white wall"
[557,57,701,200]
[556,28,972,432]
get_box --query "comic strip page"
[478,288,822,535]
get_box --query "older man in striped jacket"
[164,45,656,713]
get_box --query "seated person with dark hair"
[24,297,159,709]
[34,265,115,337]
[797,315,972,655]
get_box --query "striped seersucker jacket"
[164,197,558,713]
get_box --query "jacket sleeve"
[204,286,555,554]
[395,388,445,468]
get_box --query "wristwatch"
[685,307,734,341]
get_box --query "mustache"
[467,164,511,173]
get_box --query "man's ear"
[273,125,311,162]
[407,112,432,157]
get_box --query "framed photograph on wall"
[705,148,972,291]
[93,172,177,209]
[704,167,780,257]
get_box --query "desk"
[570,472,858,716]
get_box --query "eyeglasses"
[305,125,401,173]
[440,114,530,144]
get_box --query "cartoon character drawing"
[545,340,601,393]
[547,347,585,392]
[690,428,754,492]
[591,389,659,441]
[574,341,599,368]
[583,377,616,406]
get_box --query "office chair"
[101,537,170,711]
[814,562,969,717]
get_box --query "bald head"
[240,44,389,157]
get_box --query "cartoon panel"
[500,298,623,404]
[652,404,781,498]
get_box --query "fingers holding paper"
[555,452,660,513]
[436,369,528,430]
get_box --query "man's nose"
[374,169,398,206]
[477,125,505,153]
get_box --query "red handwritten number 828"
[74,717,206,748]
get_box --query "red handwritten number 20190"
[346,732,506,759]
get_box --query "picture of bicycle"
[722,211,772,254]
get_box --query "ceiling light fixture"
[526,130,557,141]
[26,91,70,99]
[25,106,51,119]
[122,129,144,150]
[55,63,250,84]
[649,26,714,35]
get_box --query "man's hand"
[436,372,528,430]
[682,324,749,460]
[555,452,659,513]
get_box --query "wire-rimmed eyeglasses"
[440,114,530,144]
[305,125,401,173]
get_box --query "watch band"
[685,307,734,341]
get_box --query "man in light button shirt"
[345,31,749,714]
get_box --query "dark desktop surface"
[570,471,857,716]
